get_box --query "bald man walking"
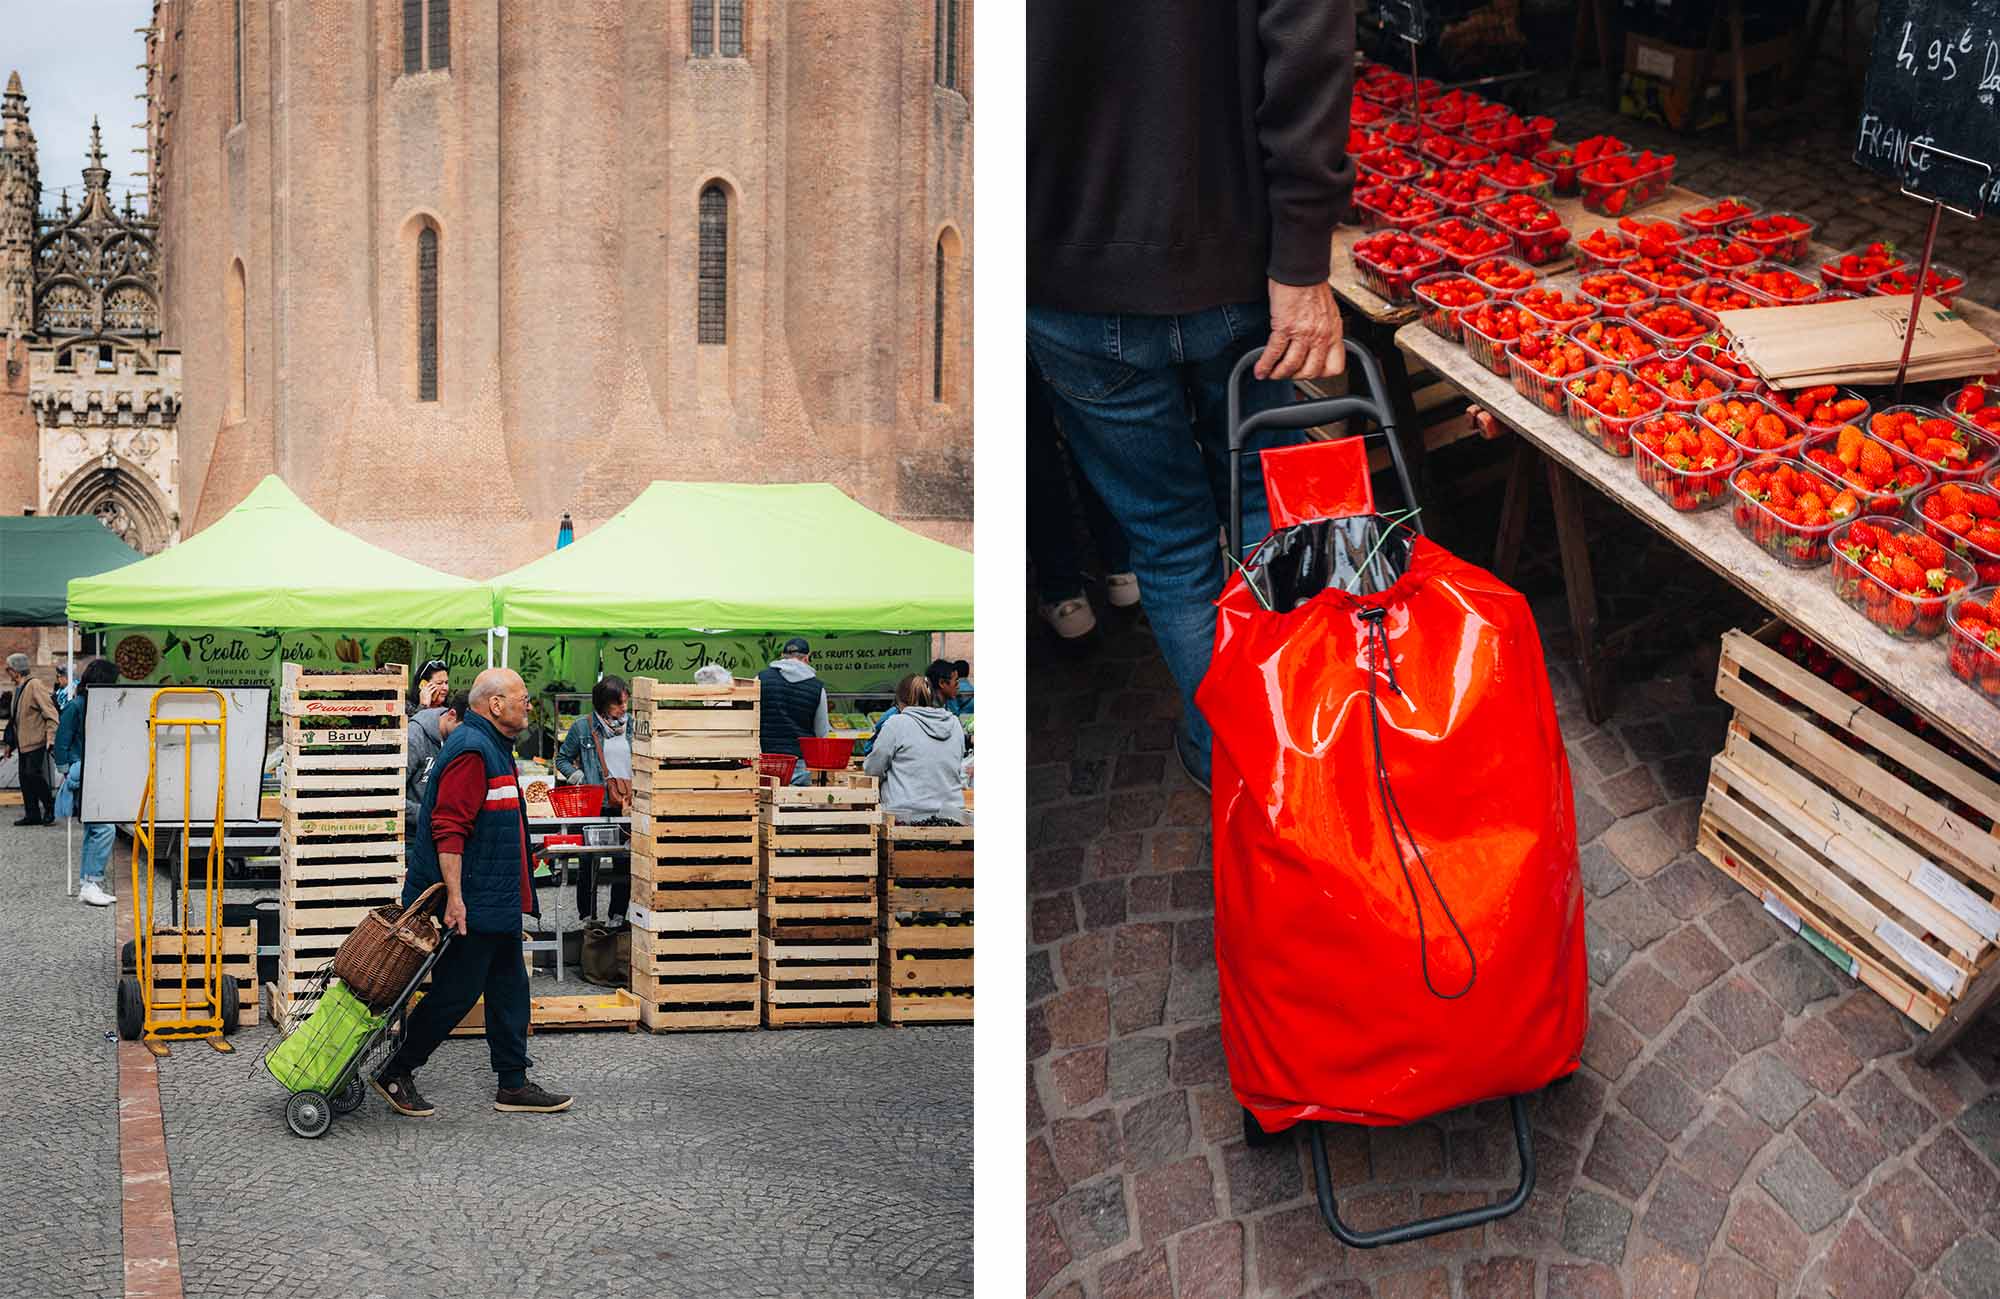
[373,668,572,1117]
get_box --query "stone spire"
[0,70,37,337]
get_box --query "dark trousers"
[381,930,530,1089]
[574,857,630,922]
[17,746,52,822]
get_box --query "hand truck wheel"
[116,975,144,1041]
[1242,1106,1288,1149]
[285,1090,334,1139]
[119,939,137,973]
[219,977,241,1034]
[329,1076,367,1115]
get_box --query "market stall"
[1334,63,2000,1062]
[488,482,975,1030]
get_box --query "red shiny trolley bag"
[1203,342,1588,1248]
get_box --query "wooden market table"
[1386,183,2000,767]
[1387,184,2000,1060]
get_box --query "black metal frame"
[1224,339,1425,564]
[1226,337,1539,1247]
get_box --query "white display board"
[81,686,271,825]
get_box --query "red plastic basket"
[799,736,858,770]
[546,784,605,817]
[758,753,800,781]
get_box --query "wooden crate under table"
[1699,629,2000,1060]
[763,785,881,941]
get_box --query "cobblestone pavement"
[0,818,124,1299]
[0,820,972,1299]
[1024,510,2000,1297]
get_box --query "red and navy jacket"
[405,710,537,932]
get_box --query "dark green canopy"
[0,515,144,626]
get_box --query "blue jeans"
[1028,303,1295,776]
[80,821,113,886]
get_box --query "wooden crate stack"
[147,923,260,1028]
[626,676,763,1032]
[761,782,882,1026]
[273,663,407,1029]
[1698,629,2000,1060]
[881,819,975,1024]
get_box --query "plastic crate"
[1462,254,1539,299]
[1727,456,1854,568]
[1799,427,1934,518]
[1576,271,1656,319]
[1827,517,1976,640]
[1679,275,1761,315]
[1945,587,2000,705]
[1567,316,1660,368]
[1869,261,1969,307]
[1698,393,1802,457]
[1409,217,1512,272]
[1563,366,1665,456]
[1578,153,1675,215]
[1676,195,1759,235]
[1478,196,1572,265]
[1730,262,1824,305]
[1629,301,1719,349]
[1818,245,1901,294]
[1506,335,1590,414]
[1633,351,1730,412]
[1914,484,2000,585]
[1351,184,1446,232]
[1676,236,1761,277]
[1536,137,1628,196]
[1458,304,1539,377]
[1867,405,1996,483]
[1350,232,1445,304]
[1728,210,1816,264]
[1631,413,1740,511]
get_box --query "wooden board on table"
[884,993,974,1025]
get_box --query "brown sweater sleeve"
[1256,0,1356,286]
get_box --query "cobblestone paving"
[0,818,125,1299]
[0,819,971,1299]
[1025,558,2000,1297]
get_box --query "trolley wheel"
[219,978,241,1035]
[285,1091,333,1139]
[119,939,137,973]
[330,1076,367,1115]
[1243,1106,1287,1149]
[116,975,144,1041]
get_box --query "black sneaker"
[370,1072,435,1117]
[494,1081,572,1113]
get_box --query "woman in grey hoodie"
[863,675,967,823]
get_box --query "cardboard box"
[1620,32,1790,132]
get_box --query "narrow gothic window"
[429,0,450,71]
[698,185,728,345]
[691,0,714,57]
[933,240,946,403]
[227,260,246,419]
[417,226,438,400]
[934,0,946,84]
[945,0,960,90]
[233,0,244,122]
[403,0,423,74]
[719,1,745,57]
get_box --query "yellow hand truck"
[115,687,243,1055]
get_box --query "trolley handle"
[1225,338,1423,563]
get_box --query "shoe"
[1105,571,1141,608]
[14,816,49,827]
[79,881,115,907]
[495,1081,573,1113]
[1039,596,1097,640]
[1174,727,1212,796]
[371,1072,435,1117]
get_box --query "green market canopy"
[66,475,494,631]
[491,482,974,634]
[0,515,143,625]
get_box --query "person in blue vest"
[756,637,830,786]
[372,667,571,1118]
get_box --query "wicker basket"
[331,884,447,1010]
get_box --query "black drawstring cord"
[1355,604,1476,1001]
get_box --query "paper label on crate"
[1634,43,1676,80]
[1798,922,1859,980]
[1761,892,1803,934]
[1873,920,1963,998]
[1913,861,2000,943]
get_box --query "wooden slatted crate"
[629,785,761,910]
[147,923,260,1027]
[763,785,882,944]
[881,820,975,1024]
[628,910,762,1031]
[629,677,761,790]
[1699,629,2000,1059]
[275,663,407,1028]
[761,937,879,1027]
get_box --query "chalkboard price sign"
[1853,0,2000,213]
[1378,0,1433,45]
